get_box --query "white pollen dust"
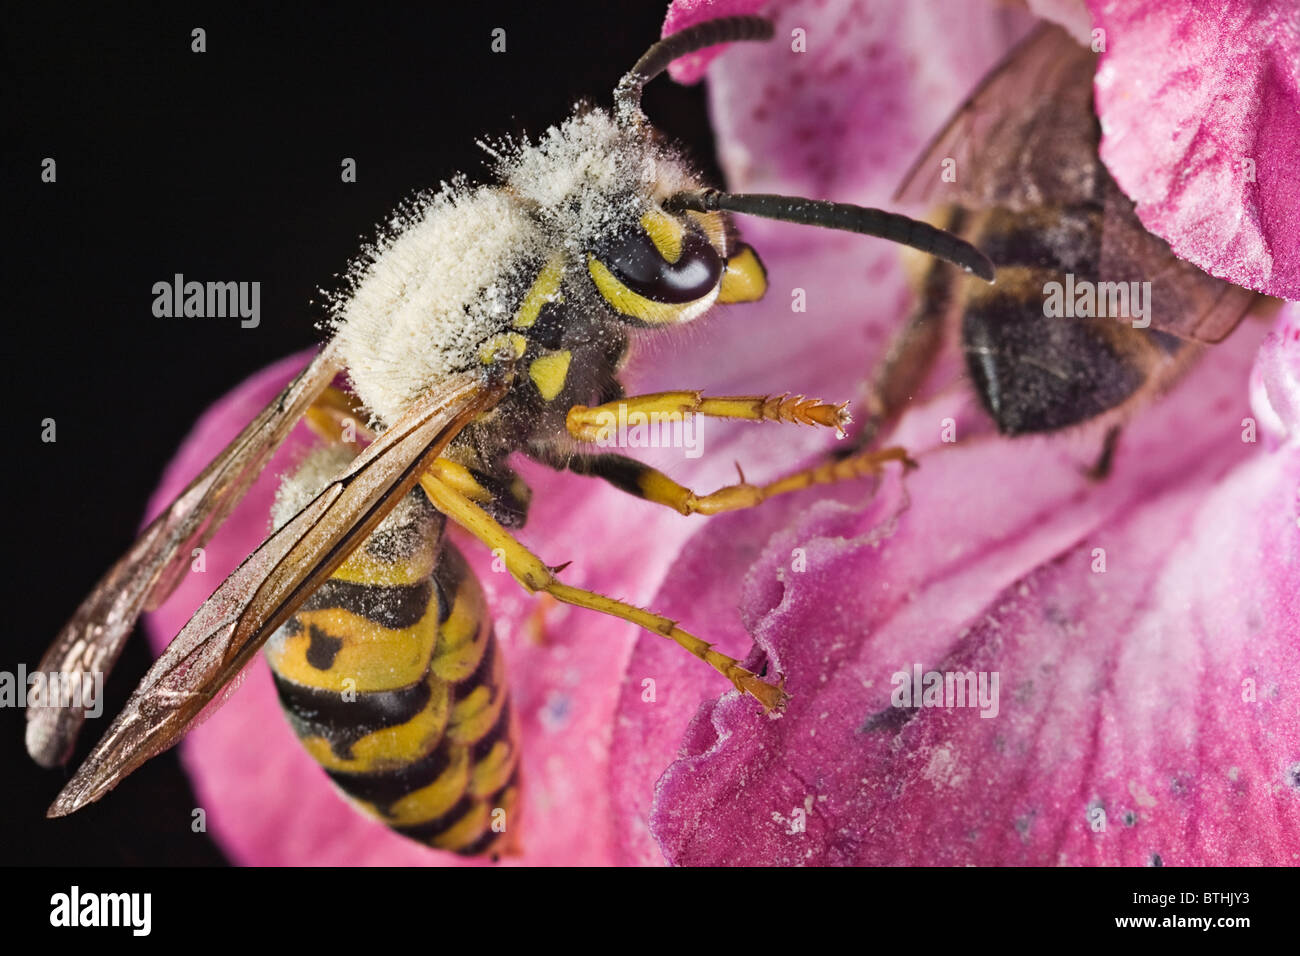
[326,107,704,427]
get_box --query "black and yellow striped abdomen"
[265,480,519,856]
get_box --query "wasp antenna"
[666,190,998,282]
[615,16,774,124]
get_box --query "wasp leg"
[556,448,914,516]
[1085,425,1123,482]
[566,391,852,441]
[304,385,376,444]
[425,457,532,528]
[417,470,788,711]
[304,389,534,527]
[526,593,558,646]
[841,212,965,455]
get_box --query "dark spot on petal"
[1286,761,1300,790]
[858,705,917,734]
[1015,810,1037,840]
[1043,604,1072,629]
[1124,811,1137,827]
[1148,853,1163,867]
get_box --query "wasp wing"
[894,24,1100,211]
[1098,177,1260,343]
[46,372,502,818]
[896,23,1259,343]
[27,344,344,768]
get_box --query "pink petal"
[701,0,1032,214]
[1250,304,1300,444]
[1088,0,1300,300]
[662,0,769,86]
[1026,0,1093,43]
[622,322,1300,864]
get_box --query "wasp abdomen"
[959,205,1182,435]
[265,478,519,856]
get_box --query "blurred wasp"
[854,23,1265,476]
[26,16,993,855]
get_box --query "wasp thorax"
[498,109,703,246]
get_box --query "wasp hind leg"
[417,470,788,710]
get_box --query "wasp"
[852,23,1266,476]
[26,15,994,855]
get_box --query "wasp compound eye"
[588,212,724,324]
[606,221,722,302]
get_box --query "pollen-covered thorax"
[327,184,541,427]
[326,107,718,427]
[495,108,706,252]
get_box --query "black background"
[4,0,718,866]
[3,4,1292,930]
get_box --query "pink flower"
[145,0,1299,865]
[1087,0,1300,300]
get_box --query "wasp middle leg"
[551,447,913,516]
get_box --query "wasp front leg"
[556,387,913,515]
[566,390,853,439]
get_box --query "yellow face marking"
[588,256,718,324]
[640,210,685,263]
[718,244,768,304]
[512,255,565,329]
[528,349,572,401]
[687,209,727,253]
[478,332,527,365]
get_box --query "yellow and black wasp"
[852,23,1264,476]
[27,16,993,855]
